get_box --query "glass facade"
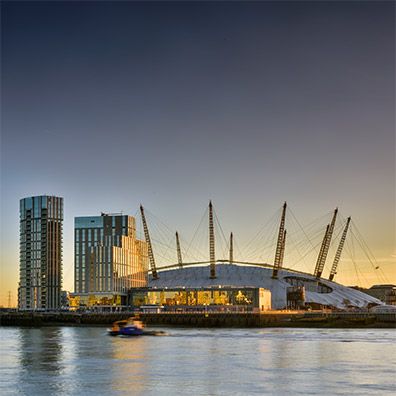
[69,294,123,310]
[19,195,63,310]
[72,214,148,309]
[129,287,272,312]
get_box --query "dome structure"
[148,263,382,310]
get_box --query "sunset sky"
[1,1,395,307]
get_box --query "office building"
[71,213,148,310]
[19,195,63,310]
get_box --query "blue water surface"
[0,327,395,395]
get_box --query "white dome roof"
[148,263,381,309]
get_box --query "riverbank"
[1,311,395,328]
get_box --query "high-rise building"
[19,195,63,310]
[71,213,148,310]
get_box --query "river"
[0,327,395,395]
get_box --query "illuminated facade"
[71,214,148,310]
[129,287,272,312]
[19,195,63,310]
[146,264,382,309]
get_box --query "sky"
[1,1,395,307]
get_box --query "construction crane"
[229,232,234,263]
[209,201,216,279]
[176,231,183,268]
[140,205,158,280]
[272,202,287,279]
[329,217,351,281]
[314,208,338,279]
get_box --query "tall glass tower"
[19,195,63,310]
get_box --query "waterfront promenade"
[1,311,395,328]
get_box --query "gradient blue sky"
[1,1,395,306]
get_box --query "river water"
[0,327,395,395]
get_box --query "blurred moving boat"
[108,316,144,336]
[108,316,167,336]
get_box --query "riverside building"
[129,286,272,312]
[365,284,396,306]
[19,195,63,310]
[70,213,148,311]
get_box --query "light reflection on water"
[0,327,395,395]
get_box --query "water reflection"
[109,337,148,393]
[0,327,394,395]
[19,328,62,369]
[17,327,64,394]
[204,334,221,395]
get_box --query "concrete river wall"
[1,311,395,328]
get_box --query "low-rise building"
[128,286,271,312]
[365,284,396,305]
[60,290,70,309]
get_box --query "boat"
[108,315,168,336]
[108,316,145,336]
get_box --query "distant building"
[70,213,148,311]
[365,285,396,306]
[286,286,306,310]
[19,195,63,310]
[60,290,70,309]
